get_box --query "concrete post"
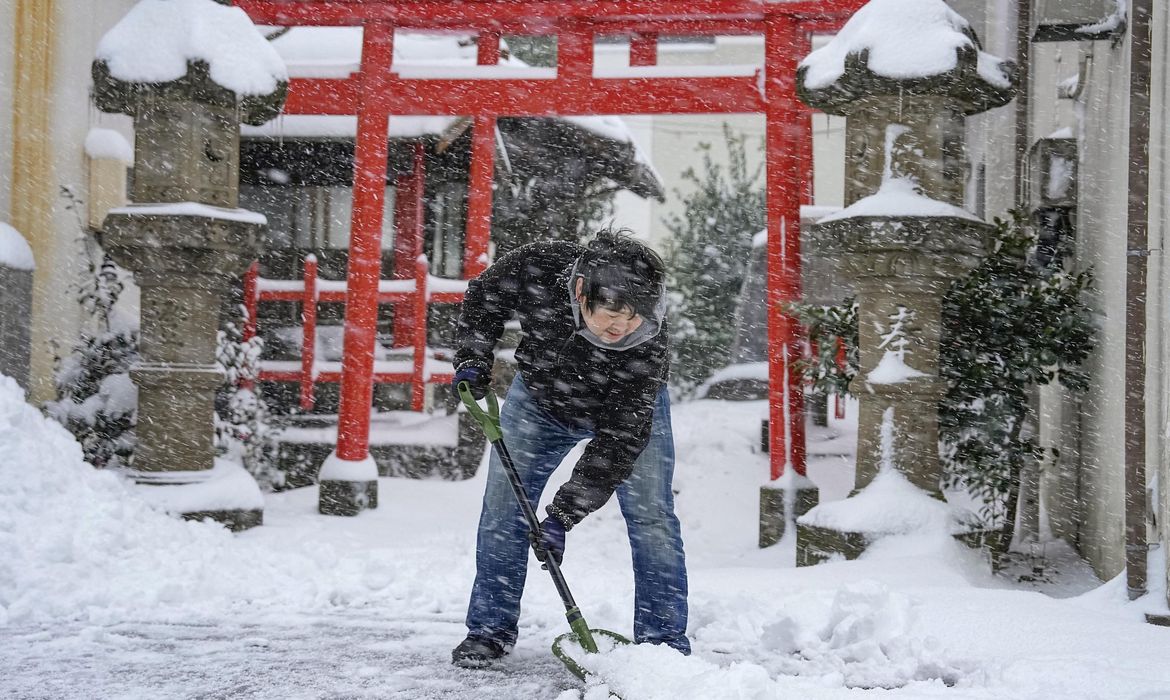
[91,2,287,531]
[792,0,1016,564]
[0,223,35,390]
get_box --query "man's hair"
[576,228,664,319]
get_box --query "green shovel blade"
[551,628,632,681]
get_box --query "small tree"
[663,125,766,395]
[45,186,139,468]
[793,211,1095,546]
[215,310,285,491]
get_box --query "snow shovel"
[458,381,632,682]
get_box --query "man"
[450,229,689,667]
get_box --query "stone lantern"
[91,0,288,531]
[792,0,1016,563]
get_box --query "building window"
[240,183,396,252]
[428,182,465,278]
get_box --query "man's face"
[575,278,643,344]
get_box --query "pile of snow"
[800,467,972,536]
[571,580,969,698]
[800,408,976,536]
[107,202,268,225]
[0,374,462,626]
[800,0,1012,91]
[96,0,287,96]
[0,222,34,271]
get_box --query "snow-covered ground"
[2,375,1169,699]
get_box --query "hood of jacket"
[566,258,668,351]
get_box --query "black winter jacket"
[454,241,669,529]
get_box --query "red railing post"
[478,29,501,65]
[764,12,808,480]
[411,255,429,412]
[629,32,658,67]
[835,337,847,420]
[241,260,260,391]
[243,260,259,343]
[559,20,593,91]
[300,254,318,411]
[336,22,394,463]
[463,115,495,278]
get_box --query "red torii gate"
[234,0,864,484]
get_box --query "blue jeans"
[465,376,690,654]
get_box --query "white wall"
[1149,0,1170,602]
[16,1,138,398]
[0,0,16,220]
[1071,35,1131,578]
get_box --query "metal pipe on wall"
[1125,0,1153,602]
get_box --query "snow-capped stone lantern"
[793,0,1016,564]
[91,0,287,531]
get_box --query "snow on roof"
[84,128,134,164]
[240,115,461,139]
[1076,0,1127,35]
[799,0,1012,91]
[96,0,287,96]
[108,202,268,226]
[0,222,35,271]
[818,178,980,223]
[263,27,643,148]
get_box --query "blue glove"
[532,518,566,566]
[453,364,490,399]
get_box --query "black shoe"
[451,636,507,668]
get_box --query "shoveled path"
[1,608,587,700]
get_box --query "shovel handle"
[457,379,603,653]
[458,381,501,442]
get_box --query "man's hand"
[453,364,491,399]
[531,518,566,566]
